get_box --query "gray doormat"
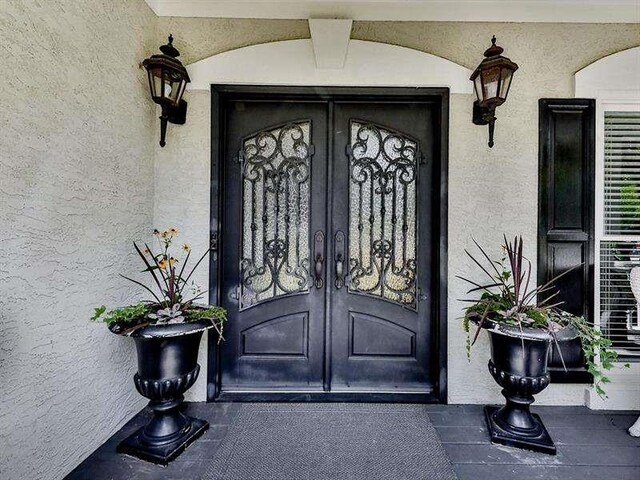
[201,403,457,480]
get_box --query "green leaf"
[90,305,106,322]
[101,303,150,326]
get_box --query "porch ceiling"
[144,0,640,23]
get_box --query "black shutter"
[538,98,595,383]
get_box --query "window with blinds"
[599,111,640,357]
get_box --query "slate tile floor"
[66,403,640,480]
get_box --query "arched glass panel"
[239,121,312,310]
[347,120,418,308]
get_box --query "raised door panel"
[242,313,309,356]
[350,313,416,357]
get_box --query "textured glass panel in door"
[239,121,312,310]
[347,120,418,308]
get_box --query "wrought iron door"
[219,100,328,391]
[217,91,440,399]
[329,102,434,393]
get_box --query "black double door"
[217,89,442,400]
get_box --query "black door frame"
[207,85,449,403]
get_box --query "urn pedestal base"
[484,406,556,455]
[111,319,217,465]
[117,417,209,466]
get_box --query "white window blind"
[599,111,640,357]
[604,111,640,235]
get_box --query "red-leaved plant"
[91,228,226,338]
[460,235,625,397]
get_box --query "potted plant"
[461,235,621,454]
[91,228,226,465]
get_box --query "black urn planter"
[480,319,576,455]
[113,319,214,465]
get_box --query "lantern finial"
[484,35,504,57]
[160,34,180,58]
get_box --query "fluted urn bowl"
[476,317,577,455]
[113,318,215,465]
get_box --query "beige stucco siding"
[153,20,639,405]
[0,1,156,479]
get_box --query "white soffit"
[145,1,640,23]
[309,19,353,69]
[185,39,473,93]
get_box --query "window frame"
[595,96,640,359]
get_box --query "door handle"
[334,230,346,289]
[313,231,325,289]
[335,254,344,289]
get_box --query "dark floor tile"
[548,425,640,446]
[428,411,486,427]
[183,403,241,426]
[534,405,591,415]
[610,414,640,430]
[454,464,640,480]
[560,444,640,466]
[434,425,489,443]
[65,402,640,480]
[445,443,568,465]
[537,413,625,429]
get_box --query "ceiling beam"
[309,19,353,69]
[144,1,640,23]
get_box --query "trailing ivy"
[460,235,628,398]
[564,313,629,398]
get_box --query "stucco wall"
[154,20,639,406]
[2,9,636,478]
[0,1,157,479]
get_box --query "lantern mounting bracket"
[472,101,497,148]
[158,99,188,147]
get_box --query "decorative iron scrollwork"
[347,120,419,308]
[239,121,312,310]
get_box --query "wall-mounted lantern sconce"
[142,35,190,147]
[470,36,518,148]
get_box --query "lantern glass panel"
[480,65,501,104]
[473,76,484,103]
[156,75,167,101]
[176,79,187,103]
[147,67,164,101]
[498,68,513,101]
[166,71,187,105]
[165,78,178,104]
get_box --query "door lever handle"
[313,231,325,289]
[335,254,345,289]
[314,254,324,289]
[334,230,346,289]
